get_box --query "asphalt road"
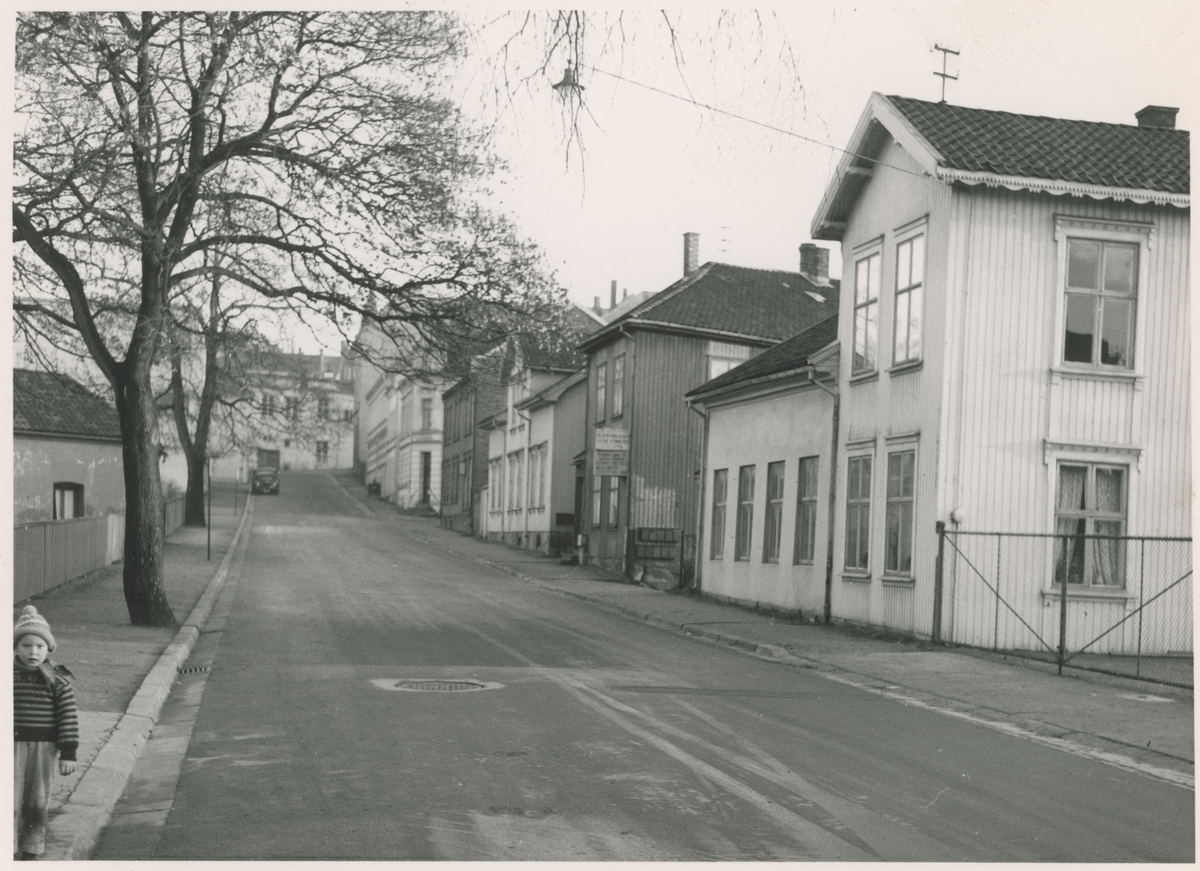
[95,471,1194,861]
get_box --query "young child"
[13,605,78,861]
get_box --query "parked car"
[251,468,280,495]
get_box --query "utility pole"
[933,44,960,103]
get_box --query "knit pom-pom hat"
[14,605,55,653]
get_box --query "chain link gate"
[934,524,1192,688]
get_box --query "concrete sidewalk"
[16,497,252,860]
[22,475,1193,858]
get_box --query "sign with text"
[593,450,629,476]
[594,427,630,452]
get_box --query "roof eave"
[939,169,1190,207]
[810,92,945,240]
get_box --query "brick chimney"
[683,232,699,276]
[1135,105,1178,129]
[799,243,830,286]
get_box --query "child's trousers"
[14,741,56,856]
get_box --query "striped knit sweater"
[13,662,79,761]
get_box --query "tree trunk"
[184,452,207,527]
[115,371,177,628]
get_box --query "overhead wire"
[585,64,938,184]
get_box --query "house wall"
[830,140,952,635]
[699,383,835,615]
[441,383,475,532]
[551,376,588,552]
[14,436,125,523]
[938,187,1191,650]
[831,133,1190,645]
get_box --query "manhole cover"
[370,678,504,693]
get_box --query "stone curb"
[45,498,255,861]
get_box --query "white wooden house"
[800,94,1191,650]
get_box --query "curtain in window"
[1093,468,1124,586]
[1054,466,1087,585]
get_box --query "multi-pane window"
[286,397,299,421]
[607,476,620,527]
[710,469,728,559]
[762,461,786,563]
[595,362,607,421]
[1054,463,1127,588]
[845,456,872,570]
[884,450,915,575]
[893,235,924,364]
[794,456,818,564]
[317,396,330,420]
[316,440,330,464]
[734,465,756,561]
[611,355,625,417]
[421,398,433,431]
[489,458,504,512]
[1063,239,1138,368]
[458,460,468,506]
[507,451,524,510]
[262,394,275,417]
[528,444,547,509]
[592,475,602,527]
[53,482,83,520]
[853,252,881,374]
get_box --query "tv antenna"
[933,45,959,103]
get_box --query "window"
[884,450,915,575]
[53,483,83,520]
[611,355,625,417]
[595,362,607,421]
[458,460,468,506]
[710,469,728,559]
[262,394,275,417]
[734,465,755,561]
[845,456,872,571]
[853,252,881,374]
[285,397,298,421]
[315,441,330,464]
[893,235,924,365]
[1063,239,1138,368]
[342,409,353,422]
[317,396,330,420]
[1054,463,1127,588]
[706,341,752,382]
[528,444,546,510]
[489,458,504,512]
[761,461,785,563]
[536,446,546,508]
[794,456,818,564]
[606,476,620,527]
[592,475,602,527]
[507,451,523,510]
[421,398,433,431]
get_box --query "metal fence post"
[1136,539,1145,679]
[933,521,945,644]
[1058,562,1069,676]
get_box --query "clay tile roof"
[588,263,839,348]
[13,369,122,441]
[687,316,839,398]
[887,95,1189,194]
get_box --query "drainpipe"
[687,398,710,592]
[806,366,839,624]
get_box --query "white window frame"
[763,460,785,564]
[883,447,916,578]
[734,464,755,562]
[793,456,818,565]
[844,452,873,574]
[611,354,625,418]
[851,243,882,377]
[892,228,925,367]
[1051,216,1152,382]
[710,468,728,560]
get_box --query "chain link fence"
[936,528,1192,688]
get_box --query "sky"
[448,1,1199,323]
